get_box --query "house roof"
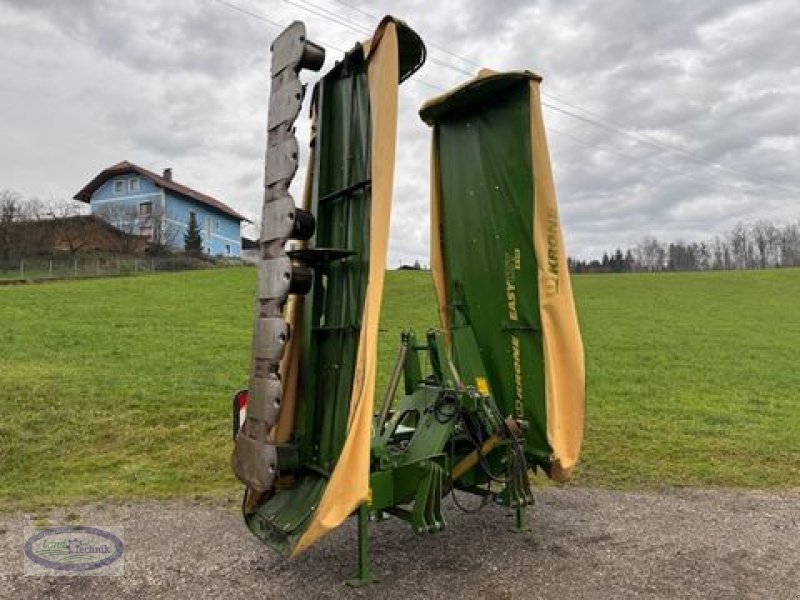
[12,214,150,254]
[18,214,148,238]
[58,213,150,238]
[73,160,250,222]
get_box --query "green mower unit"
[231,17,585,583]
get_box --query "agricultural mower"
[230,16,585,583]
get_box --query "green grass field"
[1,267,798,510]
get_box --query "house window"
[214,219,220,234]
[225,244,231,255]
[113,180,125,195]
[129,178,140,193]
[139,202,152,217]
[205,216,212,239]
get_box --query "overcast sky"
[1,0,798,263]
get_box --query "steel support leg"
[347,504,372,586]
[514,502,530,533]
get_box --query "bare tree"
[94,203,143,254]
[710,235,725,270]
[697,241,711,270]
[43,199,93,255]
[0,189,24,259]
[779,222,800,267]
[95,202,137,234]
[148,204,182,255]
[0,190,50,258]
[751,220,778,269]
[635,236,665,271]
[728,223,749,270]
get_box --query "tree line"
[569,219,800,274]
[1,189,93,258]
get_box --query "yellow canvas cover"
[528,77,585,479]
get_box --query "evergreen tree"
[612,248,624,272]
[624,249,635,272]
[184,212,203,256]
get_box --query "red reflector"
[237,390,249,409]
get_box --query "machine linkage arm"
[369,330,533,533]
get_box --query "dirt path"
[1,487,798,599]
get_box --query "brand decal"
[545,211,560,296]
[505,249,524,418]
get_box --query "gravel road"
[1,487,797,599]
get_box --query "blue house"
[74,161,247,257]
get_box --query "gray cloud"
[1,0,798,263]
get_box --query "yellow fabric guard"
[429,133,449,347]
[529,79,585,480]
[292,18,400,556]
